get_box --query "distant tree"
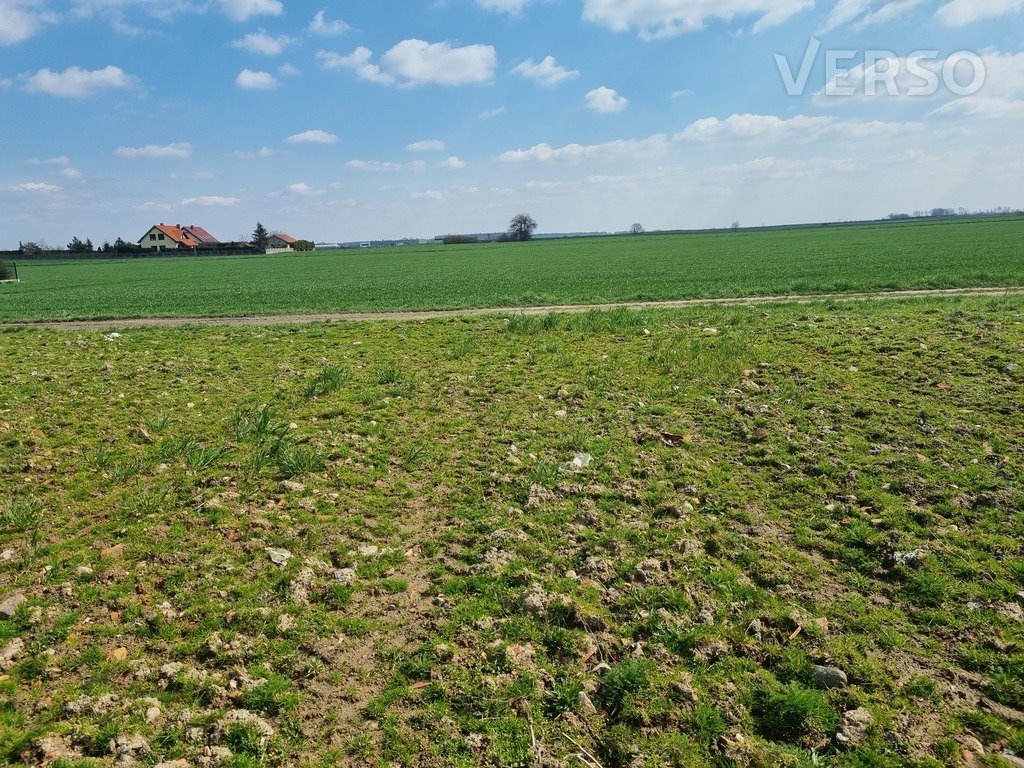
[730,221,741,231]
[19,241,44,256]
[508,213,538,242]
[294,239,315,252]
[443,234,480,245]
[630,223,645,235]
[0,258,11,281]
[251,222,270,253]
[67,236,93,253]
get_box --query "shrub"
[594,659,656,717]
[442,234,480,245]
[751,681,839,745]
[0,260,10,281]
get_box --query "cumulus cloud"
[855,0,926,28]
[231,29,293,55]
[347,159,404,171]
[582,0,814,37]
[513,56,580,87]
[308,9,350,35]
[498,135,671,163]
[115,142,194,159]
[0,0,56,45]
[236,69,279,90]
[181,195,241,206]
[283,182,318,195]
[22,65,136,98]
[585,86,628,113]
[7,182,62,193]
[218,0,282,22]
[285,129,338,144]
[936,0,1024,26]
[320,39,497,87]
[407,140,446,152]
[438,156,468,169]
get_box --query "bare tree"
[630,223,645,235]
[730,221,741,231]
[508,213,538,242]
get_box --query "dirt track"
[5,286,1024,331]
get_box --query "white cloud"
[930,96,1024,119]
[382,39,498,86]
[676,113,915,142]
[818,0,872,32]
[582,0,814,37]
[513,56,580,87]
[218,0,282,22]
[498,135,670,163]
[481,106,506,118]
[411,190,445,201]
[407,140,446,152]
[855,0,925,28]
[231,29,293,55]
[61,167,83,179]
[317,48,395,85]
[347,159,404,171]
[181,195,241,206]
[115,142,194,159]
[7,182,62,193]
[27,155,71,166]
[232,147,275,159]
[711,156,858,179]
[438,156,468,169]
[285,129,338,144]
[22,65,136,98]
[236,69,279,90]
[0,0,56,45]
[278,63,300,77]
[323,40,498,87]
[672,88,693,98]
[308,9,350,36]
[585,86,628,113]
[936,0,1024,26]
[283,182,317,195]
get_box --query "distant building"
[138,224,221,252]
[267,233,298,251]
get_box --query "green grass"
[1,217,1023,321]
[2,298,1024,767]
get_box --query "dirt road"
[5,286,1024,331]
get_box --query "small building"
[138,224,220,252]
[267,233,298,252]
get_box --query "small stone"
[958,735,984,755]
[106,647,129,662]
[276,614,295,632]
[561,453,592,472]
[577,691,598,716]
[1001,754,1024,768]
[812,664,848,690]
[333,568,356,585]
[0,549,15,561]
[75,566,94,577]
[145,706,162,723]
[0,593,27,618]
[893,549,928,568]
[35,735,78,764]
[554,409,568,419]
[0,638,25,672]
[356,545,379,557]
[266,547,293,566]
[703,327,719,335]
[1015,591,1024,605]
[280,480,306,493]
[155,761,191,768]
[836,707,873,747]
[741,379,761,392]
[746,619,764,641]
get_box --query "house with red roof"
[267,232,298,251]
[138,224,221,251]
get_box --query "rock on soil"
[812,664,849,690]
[0,592,27,618]
[0,638,25,672]
[836,707,873,747]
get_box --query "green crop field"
[1,217,1022,322]
[2,299,1024,767]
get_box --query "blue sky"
[1,0,1022,246]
